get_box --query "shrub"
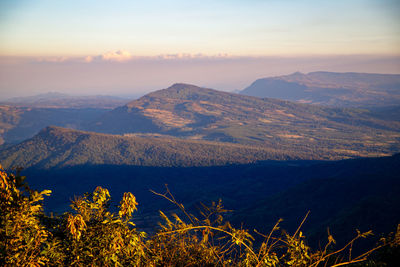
[0,166,398,266]
[0,166,53,266]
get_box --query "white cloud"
[156,53,230,60]
[34,51,231,64]
[82,50,133,63]
[84,56,94,63]
[35,56,70,63]
[100,50,132,62]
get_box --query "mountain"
[2,92,130,109]
[87,83,400,158]
[240,72,400,107]
[0,105,108,145]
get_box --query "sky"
[0,0,400,98]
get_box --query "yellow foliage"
[119,192,138,219]
[66,214,86,240]
[0,165,53,266]
[1,168,398,266]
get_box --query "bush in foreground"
[1,166,399,266]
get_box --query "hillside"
[87,83,400,158]
[0,126,316,169]
[240,71,400,107]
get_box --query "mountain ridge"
[5,125,398,170]
[0,126,305,169]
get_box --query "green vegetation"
[1,166,399,266]
[2,119,400,170]
[0,126,351,170]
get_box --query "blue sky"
[1,0,399,56]
[0,0,399,98]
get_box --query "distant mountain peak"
[165,83,213,93]
[36,125,83,142]
[168,83,201,89]
[39,125,69,135]
[289,71,304,76]
[140,83,221,101]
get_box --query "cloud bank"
[85,50,133,62]
[34,51,231,63]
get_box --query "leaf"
[40,190,52,196]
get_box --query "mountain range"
[1,73,400,152]
[1,82,400,159]
[240,71,400,107]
